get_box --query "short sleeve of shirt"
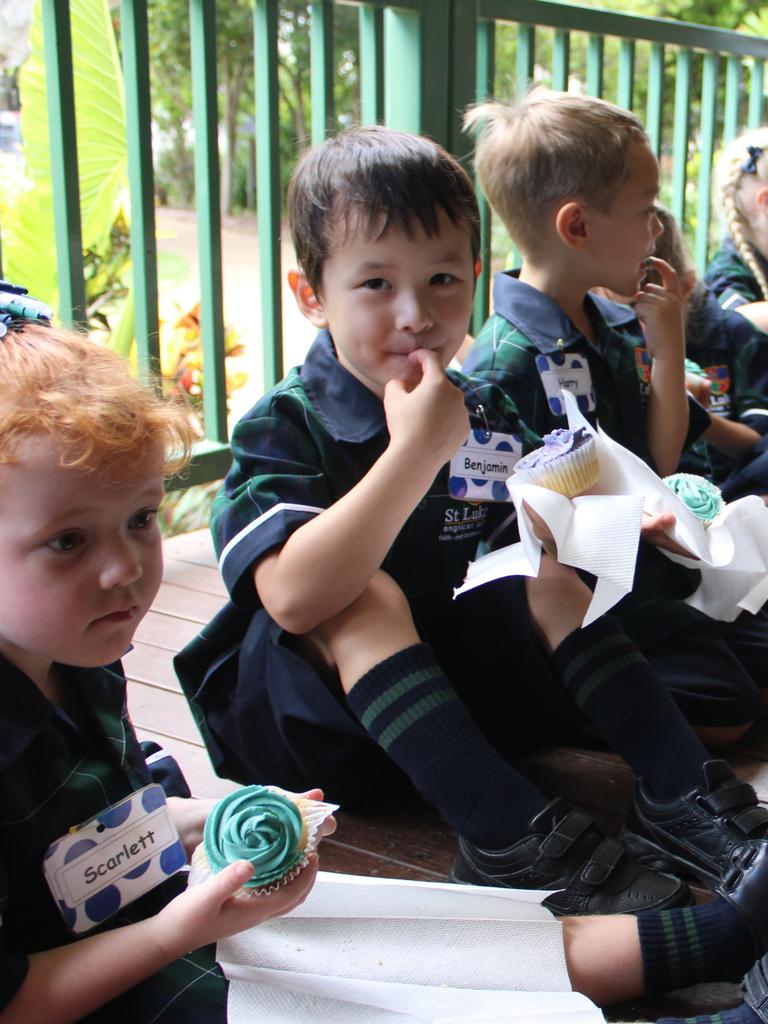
[211,382,335,603]
[0,855,29,1011]
[705,240,764,309]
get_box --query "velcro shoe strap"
[539,808,593,859]
[743,953,768,1022]
[731,805,768,836]
[700,782,758,816]
[578,836,625,887]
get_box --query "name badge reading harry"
[43,784,186,934]
[449,429,523,502]
[536,353,596,416]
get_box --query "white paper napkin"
[455,389,768,624]
[218,872,605,1024]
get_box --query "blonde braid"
[716,129,768,301]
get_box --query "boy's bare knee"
[312,572,419,692]
[693,721,754,748]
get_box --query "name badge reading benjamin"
[449,429,523,502]
[43,784,186,934]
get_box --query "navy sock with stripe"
[549,615,709,799]
[656,1007,760,1023]
[638,896,755,994]
[345,643,545,847]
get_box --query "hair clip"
[741,145,763,175]
[0,280,53,339]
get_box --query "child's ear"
[287,270,328,328]
[755,185,768,218]
[555,202,589,250]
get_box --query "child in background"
[462,88,768,870]
[179,125,768,919]
[0,307,329,1024]
[651,204,768,502]
[706,127,768,331]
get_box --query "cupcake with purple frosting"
[512,427,599,498]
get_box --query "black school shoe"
[449,797,690,915]
[743,948,768,1021]
[621,759,768,888]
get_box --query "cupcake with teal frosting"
[663,473,724,527]
[189,785,335,894]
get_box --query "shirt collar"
[491,270,638,352]
[300,329,386,443]
[0,656,128,772]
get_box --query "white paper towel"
[455,389,768,624]
[218,872,605,1024]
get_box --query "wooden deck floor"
[125,527,768,1021]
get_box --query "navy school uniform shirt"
[0,655,227,1022]
[683,286,768,490]
[463,270,712,642]
[176,329,540,794]
[705,235,768,311]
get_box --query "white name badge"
[449,429,523,502]
[43,784,186,934]
[535,353,596,416]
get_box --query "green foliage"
[5,0,127,313]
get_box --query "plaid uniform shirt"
[0,656,226,1023]
[463,271,708,645]
[684,286,768,482]
[212,329,537,610]
[705,236,768,311]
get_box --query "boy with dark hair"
[179,125,767,921]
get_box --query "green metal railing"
[32,0,768,486]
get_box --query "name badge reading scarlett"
[43,784,186,934]
[449,428,523,502]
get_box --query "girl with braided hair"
[706,128,768,332]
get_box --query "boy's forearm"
[704,414,762,458]
[646,355,688,476]
[255,443,445,634]
[1,918,172,1024]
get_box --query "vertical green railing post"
[671,48,692,227]
[254,0,283,388]
[359,3,384,125]
[516,24,535,99]
[41,0,85,327]
[748,59,765,128]
[617,39,634,110]
[586,34,603,98]
[311,1,334,142]
[695,52,718,274]
[723,55,742,146]
[448,0,478,157]
[646,43,664,159]
[384,7,421,134]
[552,28,569,91]
[190,0,227,442]
[120,0,160,373]
[472,16,495,336]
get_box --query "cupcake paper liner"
[514,440,600,498]
[188,787,338,896]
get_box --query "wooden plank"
[123,641,181,691]
[162,528,218,566]
[134,726,239,800]
[161,557,228,597]
[128,679,204,744]
[151,581,225,622]
[132,609,202,650]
